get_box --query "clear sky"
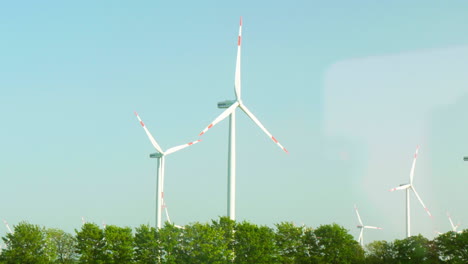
[1,0,467,243]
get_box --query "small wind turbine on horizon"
[354,205,382,247]
[135,112,201,229]
[198,17,288,221]
[389,146,432,238]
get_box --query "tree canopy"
[0,219,466,264]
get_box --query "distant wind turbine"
[389,146,432,238]
[198,17,288,221]
[135,112,201,229]
[354,205,382,247]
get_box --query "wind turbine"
[354,205,382,247]
[389,146,432,238]
[135,112,201,229]
[198,17,288,220]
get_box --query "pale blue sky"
[1,1,467,243]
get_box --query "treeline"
[0,217,466,264]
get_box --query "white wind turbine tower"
[199,17,288,220]
[389,146,432,238]
[354,205,382,247]
[135,112,201,229]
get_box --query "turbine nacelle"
[218,100,237,109]
[150,152,164,158]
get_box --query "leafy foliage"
[45,228,77,263]
[133,224,159,264]
[234,220,278,263]
[1,221,52,264]
[435,230,468,263]
[0,219,467,263]
[75,223,106,263]
[314,223,365,264]
[103,225,134,263]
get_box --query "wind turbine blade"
[234,16,242,100]
[3,220,13,234]
[239,103,288,153]
[164,201,172,224]
[447,213,457,231]
[411,186,432,217]
[199,101,239,136]
[389,184,411,192]
[364,226,383,230]
[409,145,419,184]
[135,112,164,154]
[354,205,363,226]
[358,228,364,243]
[165,140,202,155]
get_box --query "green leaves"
[314,223,364,264]
[1,222,54,264]
[134,224,159,264]
[1,220,467,263]
[75,223,105,263]
[435,230,468,263]
[103,225,134,263]
[45,228,77,264]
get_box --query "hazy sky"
[1,1,467,243]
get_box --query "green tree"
[176,221,231,264]
[158,223,183,264]
[275,222,307,264]
[45,228,78,264]
[393,234,437,264]
[75,223,106,264]
[435,230,468,263]
[1,221,51,264]
[365,240,396,264]
[103,225,134,263]
[134,224,160,264]
[234,221,279,264]
[314,223,364,264]
[211,217,235,262]
[299,226,321,264]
